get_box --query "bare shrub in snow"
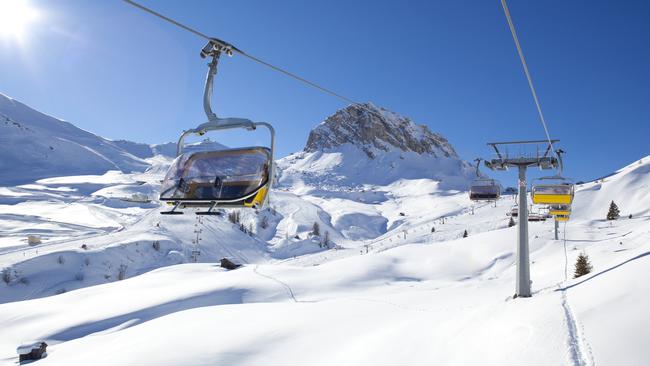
[152,241,161,251]
[228,210,241,225]
[118,264,128,281]
[57,255,65,265]
[321,231,330,248]
[312,222,320,237]
[75,272,84,281]
[2,268,11,284]
[260,216,269,229]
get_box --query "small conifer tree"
[462,230,468,238]
[607,201,620,220]
[508,217,516,227]
[574,252,593,278]
[312,222,320,237]
[431,227,435,233]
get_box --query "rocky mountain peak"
[304,103,458,159]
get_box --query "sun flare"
[0,0,39,39]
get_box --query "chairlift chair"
[531,150,574,206]
[531,177,574,205]
[469,158,501,201]
[548,204,571,216]
[160,40,275,215]
[555,214,570,222]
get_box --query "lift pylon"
[484,140,559,298]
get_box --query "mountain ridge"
[0,92,175,185]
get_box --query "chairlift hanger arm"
[474,158,482,177]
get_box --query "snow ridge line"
[560,289,595,366]
[253,265,299,303]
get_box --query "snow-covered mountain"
[0,93,175,185]
[279,103,475,190]
[305,103,458,158]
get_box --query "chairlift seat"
[555,214,570,222]
[160,147,271,209]
[548,204,571,216]
[469,179,501,201]
[531,184,574,205]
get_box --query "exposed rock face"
[304,103,458,159]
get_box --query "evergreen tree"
[574,252,593,278]
[312,222,320,237]
[607,201,620,220]
[508,217,516,227]
[462,230,468,238]
[431,227,435,233]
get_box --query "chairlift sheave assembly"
[160,39,275,215]
[469,158,501,201]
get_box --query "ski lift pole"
[516,165,531,297]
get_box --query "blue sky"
[1,0,649,183]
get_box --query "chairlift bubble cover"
[160,147,271,203]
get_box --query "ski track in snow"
[252,265,299,303]
[560,288,596,366]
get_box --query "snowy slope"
[0,93,174,185]
[1,164,650,365]
[0,93,649,365]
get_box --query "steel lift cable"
[122,0,376,116]
[499,0,558,160]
